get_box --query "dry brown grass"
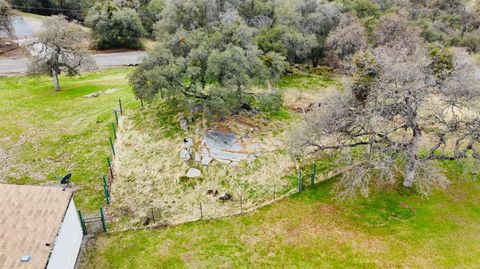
[109,110,298,229]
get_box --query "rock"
[230,161,239,167]
[209,149,248,163]
[206,189,214,195]
[219,192,232,201]
[179,148,192,161]
[182,137,193,148]
[203,130,265,163]
[186,168,202,178]
[194,152,201,163]
[84,88,119,98]
[84,91,100,98]
[247,154,256,162]
[201,155,213,166]
[180,118,188,131]
[246,143,265,151]
[216,158,231,164]
[104,88,120,94]
[204,131,247,162]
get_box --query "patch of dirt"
[283,86,338,112]
[0,38,27,59]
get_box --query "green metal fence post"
[103,180,110,205]
[107,157,111,169]
[114,110,119,125]
[100,207,107,232]
[298,170,303,192]
[103,175,109,193]
[111,123,116,139]
[118,99,123,115]
[78,210,87,235]
[311,163,316,188]
[109,137,115,156]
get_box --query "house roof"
[0,184,73,269]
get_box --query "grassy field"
[0,68,137,211]
[2,67,479,268]
[81,168,480,268]
[0,67,331,213]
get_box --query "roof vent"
[20,255,31,262]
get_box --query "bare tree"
[291,43,480,198]
[29,16,95,91]
[325,13,367,63]
[0,0,15,37]
[373,14,422,53]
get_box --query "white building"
[0,184,83,269]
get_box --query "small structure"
[0,184,83,269]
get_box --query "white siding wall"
[47,199,83,269]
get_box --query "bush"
[256,26,288,57]
[257,92,283,113]
[86,2,145,49]
[459,32,480,53]
[416,19,445,43]
[428,43,453,81]
[204,87,250,119]
[326,14,367,62]
[343,0,380,18]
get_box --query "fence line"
[77,98,143,235]
[108,166,348,234]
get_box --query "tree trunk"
[403,128,420,187]
[404,154,417,187]
[52,68,60,91]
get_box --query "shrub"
[257,92,283,113]
[459,32,480,53]
[86,2,145,49]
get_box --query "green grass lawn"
[82,169,480,268]
[0,68,137,211]
[277,73,339,91]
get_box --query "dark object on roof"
[60,173,72,185]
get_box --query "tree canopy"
[0,0,15,37]
[131,15,287,117]
[86,1,145,49]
